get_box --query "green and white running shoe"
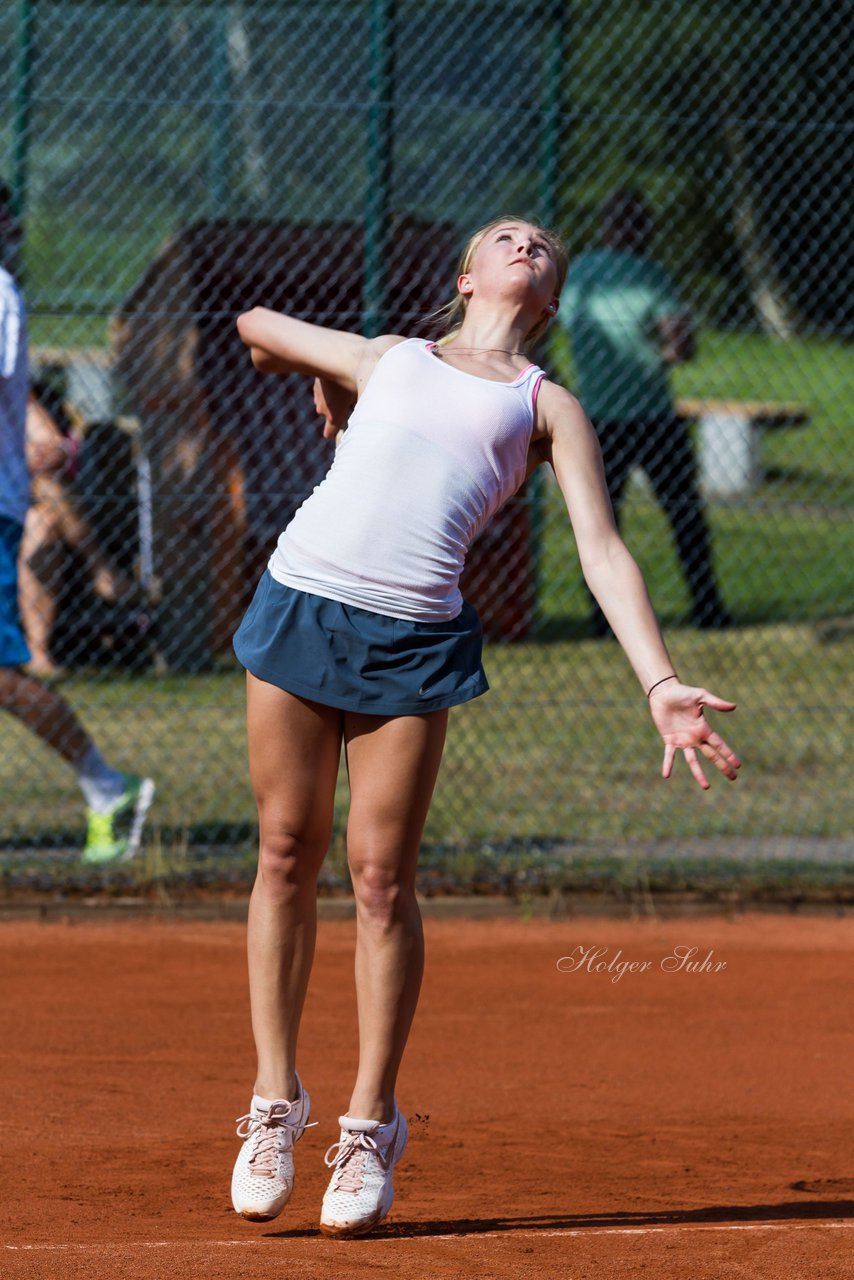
[82,774,155,864]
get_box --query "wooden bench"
[675,398,811,496]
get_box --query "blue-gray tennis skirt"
[233,571,489,715]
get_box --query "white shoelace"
[235,1101,316,1178]
[324,1130,387,1193]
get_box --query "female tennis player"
[228,216,741,1238]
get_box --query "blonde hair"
[435,214,569,351]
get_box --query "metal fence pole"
[208,2,230,220]
[11,0,33,278]
[531,0,567,634]
[364,0,395,337]
[538,0,564,228]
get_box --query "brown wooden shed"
[113,217,536,668]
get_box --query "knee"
[256,827,327,902]
[348,856,413,929]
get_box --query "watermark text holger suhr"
[556,945,726,984]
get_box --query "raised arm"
[536,380,740,789]
[236,307,401,394]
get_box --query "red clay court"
[2,907,852,1278]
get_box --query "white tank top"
[268,337,544,621]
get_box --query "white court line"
[440,1218,854,1239]
[537,1222,853,1239]
[432,1222,853,1241]
[4,1222,852,1250]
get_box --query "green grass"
[542,328,853,632]
[536,470,852,634]
[436,623,852,844]
[551,327,854,496]
[28,313,114,352]
[673,330,854,495]
[1,625,850,855]
[1,328,850,864]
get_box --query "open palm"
[648,682,741,790]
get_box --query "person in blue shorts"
[0,183,154,863]
[228,215,741,1238]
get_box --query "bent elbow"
[236,307,262,343]
[579,531,632,586]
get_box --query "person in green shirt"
[557,189,731,633]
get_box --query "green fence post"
[11,0,33,280]
[531,0,565,636]
[364,0,395,337]
[538,0,564,228]
[208,1,230,219]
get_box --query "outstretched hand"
[647,681,741,790]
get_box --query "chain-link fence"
[1,1,852,873]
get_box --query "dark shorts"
[0,516,30,669]
[233,571,489,715]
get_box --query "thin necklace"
[434,345,526,357]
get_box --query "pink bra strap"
[531,371,545,422]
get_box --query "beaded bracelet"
[646,674,678,699]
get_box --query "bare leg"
[0,667,90,763]
[18,503,65,676]
[343,709,448,1122]
[245,673,343,1101]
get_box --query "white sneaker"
[231,1077,313,1221]
[319,1107,408,1238]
